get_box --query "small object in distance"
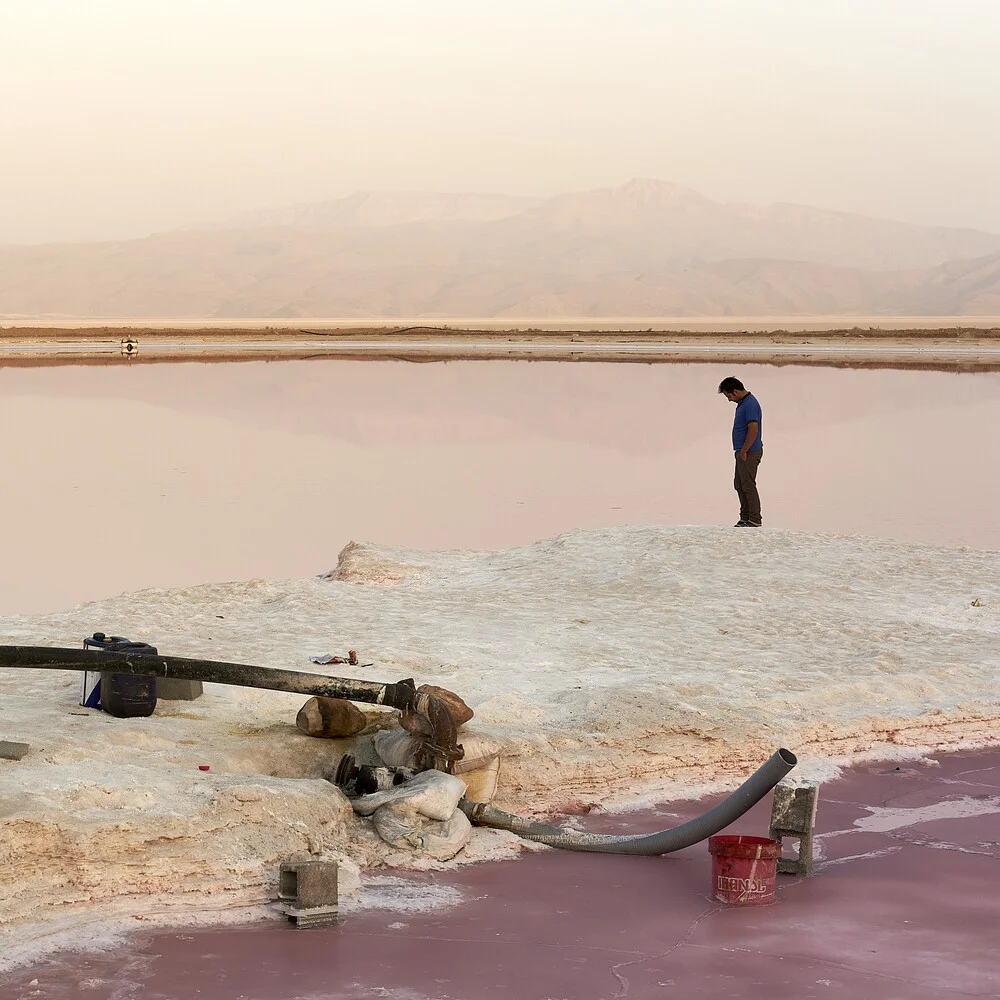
[310,650,366,666]
[199,765,211,771]
[0,740,30,761]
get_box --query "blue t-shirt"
[732,393,763,452]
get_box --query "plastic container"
[80,633,127,708]
[82,633,159,718]
[709,835,781,905]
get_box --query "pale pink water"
[1,360,997,614]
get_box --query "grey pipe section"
[460,748,797,854]
[0,645,417,711]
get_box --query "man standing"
[718,377,763,527]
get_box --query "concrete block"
[276,860,339,928]
[0,741,30,760]
[156,678,204,701]
[771,781,819,833]
[277,903,340,929]
[770,779,820,876]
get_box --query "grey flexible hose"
[459,748,797,854]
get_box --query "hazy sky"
[2,0,998,243]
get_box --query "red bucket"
[709,835,781,906]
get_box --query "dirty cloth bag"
[351,768,466,820]
[351,769,472,860]
[372,804,472,860]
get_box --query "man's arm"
[739,421,758,460]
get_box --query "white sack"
[372,804,472,860]
[350,768,467,821]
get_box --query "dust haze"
[2,0,998,244]
[2,1,999,319]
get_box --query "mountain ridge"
[2,180,1000,318]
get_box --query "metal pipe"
[0,644,418,709]
[0,645,466,770]
[460,748,797,854]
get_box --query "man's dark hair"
[718,377,745,394]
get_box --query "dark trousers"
[734,449,763,524]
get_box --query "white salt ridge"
[346,875,465,914]
[852,795,1000,833]
[2,525,998,965]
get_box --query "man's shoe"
[734,520,750,527]
[745,521,762,527]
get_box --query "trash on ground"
[309,650,361,665]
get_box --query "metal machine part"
[333,753,416,796]
[460,749,798,855]
[401,690,465,768]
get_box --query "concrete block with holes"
[769,779,819,875]
[275,860,340,928]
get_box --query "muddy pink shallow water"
[1,361,998,614]
[3,751,998,1000]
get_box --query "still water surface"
[1,361,997,614]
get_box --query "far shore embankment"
[2,321,1000,370]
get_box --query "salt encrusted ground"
[2,525,998,967]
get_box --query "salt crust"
[2,525,998,967]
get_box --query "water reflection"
[1,361,997,614]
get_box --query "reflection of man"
[718,377,763,527]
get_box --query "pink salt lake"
[2,752,998,999]
[0,360,997,614]
[1,359,998,997]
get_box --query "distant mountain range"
[2,179,1000,319]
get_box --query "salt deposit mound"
[2,526,998,961]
